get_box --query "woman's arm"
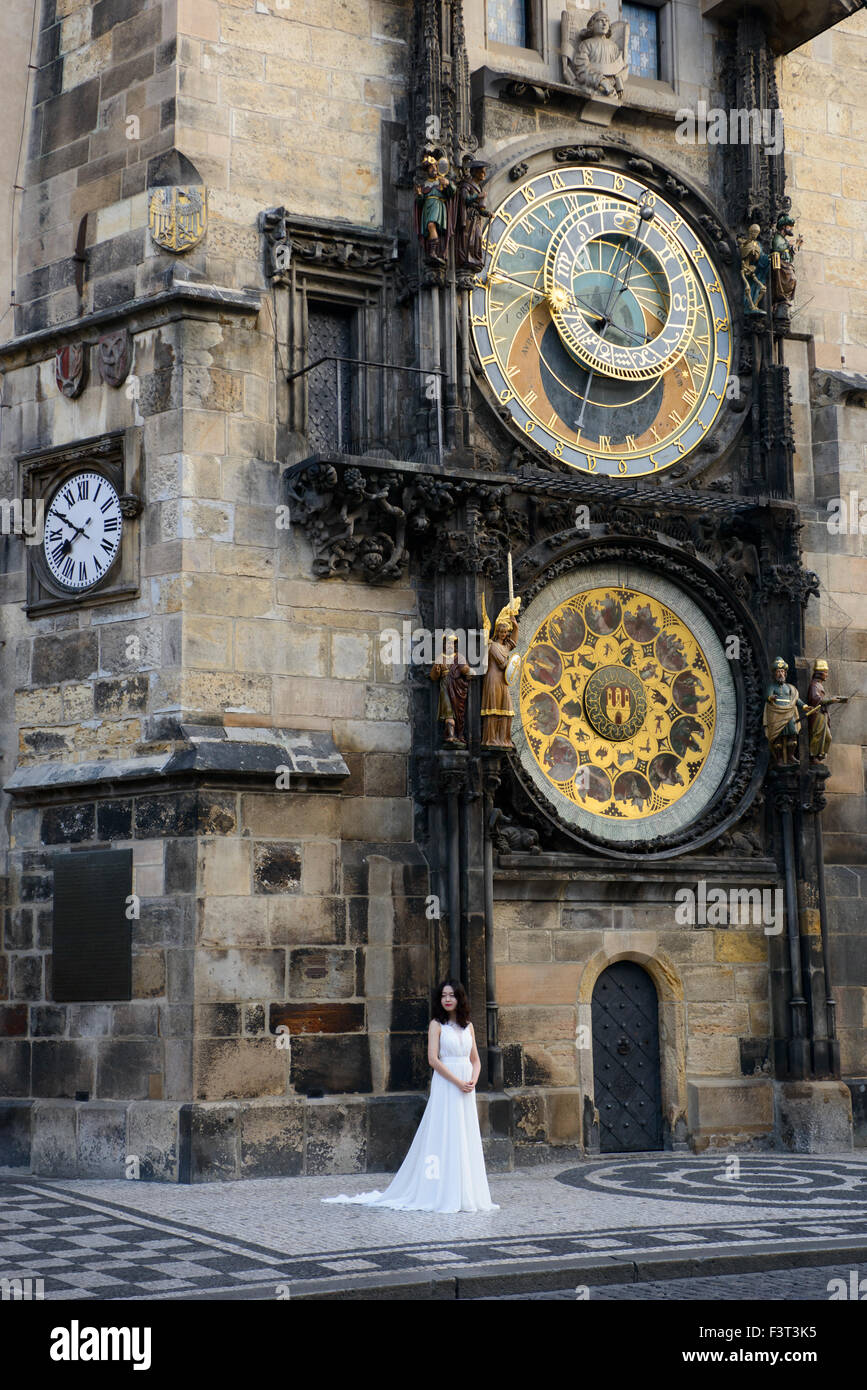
[467,1023,481,1089]
[428,1020,463,1088]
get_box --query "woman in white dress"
[322,980,499,1213]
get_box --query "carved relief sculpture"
[414,154,456,265]
[455,160,492,273]
[561,8,629,99]
[763,656,811,766]
[97,330,132,388]
[430,632,472,745]
[807,658,848,764]
[55,343,86,399]
[738,223,770,315]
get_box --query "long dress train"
[321,1022,499,1213]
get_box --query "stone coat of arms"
[148,184,207,253]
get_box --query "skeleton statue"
[561,7,630,98]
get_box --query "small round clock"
[470,165,732,478]
[43,471,123,591]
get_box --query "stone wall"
[779,12,867,1093]
[493,867,780,1151]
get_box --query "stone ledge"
[0,278,263,370]
[3,727,350,800]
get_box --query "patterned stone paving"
[1,1153,865,1300]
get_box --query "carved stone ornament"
[261,207,399,283]
[560,7,629,99]
[55,343,86,399]
[96,329,132,388]
[148,183,207,253]
[283,461,515,583]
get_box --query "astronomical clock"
[511,566,738,850]
[468,160,754,855]
[470,164,731,478]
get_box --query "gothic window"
[623,2,661,79]
[306,303,356,454]
[487,0,530,48]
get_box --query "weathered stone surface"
[305,1098,366,1174]
[97,1040,163,1099]
[194,1037,286,1101]
[240,1101,304,1177]
[774,1080,854,1152]
[189,1103,238,1181]
[367,1093,426,1171]
[127,1101,182,1181]
[253,841,302,894]
[31,1041,94,1098]
[268,896,346,946]
[288,948,356,999]
[270,1002,364,1034]
[291,1034,372,1095]
[31,1101,77,1177]
[0,1099,32,1167]
[78,1103,127,1177]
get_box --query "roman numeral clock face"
[471,166,731,476]
[43,472,123,590]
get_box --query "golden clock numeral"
[582,169,595,186]
[549,171,566,191]
[499,389,513,403]
[471,314,486,325]
[490,300,505,311]
[613,174,625,191]
[624,434,637,450]
[554,440,564,456]
[502,237,518,253]
[586,454,598,471]
[524,420,535,433]
[618,459,628,474]
[524,388,538,406]
[507,363,521,378]
[669,216,683,232]
[709,390,723,401]
[523,186,536,202]
[707,280,721,294]
[683,388,699,407]
[676,440,685,453]
[649,452,658,468]
[669,409,683,426]
[547,412,558,429]
[697,419,707,430]
[479,353,496,366]
[715,317,729,331]
[693,245,705,259]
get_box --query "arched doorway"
[591,961,663,1152]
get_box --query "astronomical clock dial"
[512,568,737,848]
[470,165,731,478]
[43,471,123,591]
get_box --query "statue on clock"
[561,8,629,99]
[414,154,455,266]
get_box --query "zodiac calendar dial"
[512,571,738,848]
[470,165,732,478]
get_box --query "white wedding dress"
[322,1022,499,1213]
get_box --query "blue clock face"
[471,165,732,478]
[43,472,123,590]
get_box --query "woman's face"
[441,986,457,1012]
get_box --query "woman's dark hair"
[431,978,470,1028]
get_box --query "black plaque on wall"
[52,850,133,1002]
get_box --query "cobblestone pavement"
[478,1261,867,1299]
[1,1153,866,1300]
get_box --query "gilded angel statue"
[561,7,630,98]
